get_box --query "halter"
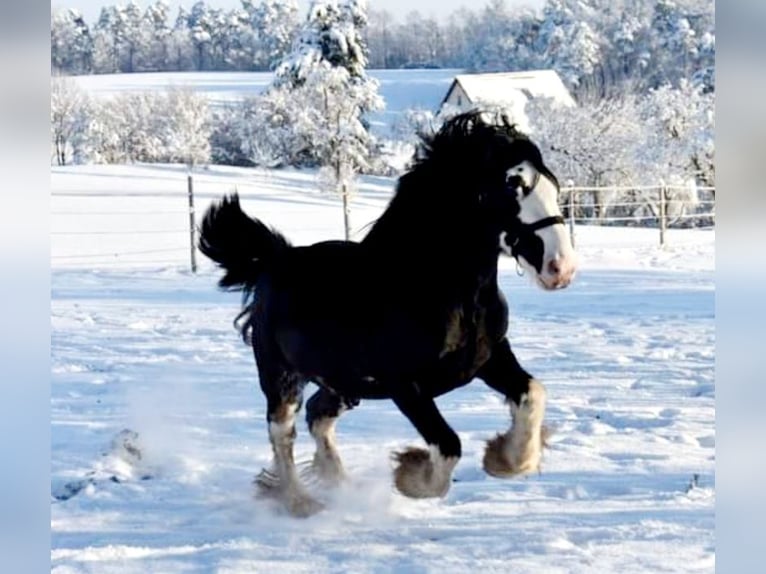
[505,170,566,260]
[508,215,566,259]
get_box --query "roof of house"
[440,69,576,110]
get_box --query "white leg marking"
[259,406,323,517]
[483,380,548,477]
[394,444,458,498]
[309,416,345,485]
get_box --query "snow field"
[51,164,714,573]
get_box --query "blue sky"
[52,0,544,24]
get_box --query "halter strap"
[523,215,565,233]
[508,215,566,254]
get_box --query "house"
[438,70,576,131]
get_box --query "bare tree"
[51,76,91,166]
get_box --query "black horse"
[199,111,577,516]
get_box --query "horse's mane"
[410,110,530,171]
[362,110,534,251]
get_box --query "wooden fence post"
[659,184,667,246]
[568,188,576,248]
[188,173,197,273]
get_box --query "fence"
[51,181,715,273]
[561,185,715,247]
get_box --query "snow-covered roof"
[440,70,576,110]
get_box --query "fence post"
[187,172,197,273]
[658,184,667,247]
[568,188,576,247]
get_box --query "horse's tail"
[198,192,290,297]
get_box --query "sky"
[52,0,545,24]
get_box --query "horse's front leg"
[390,385,461,498]
[477,337,549,477]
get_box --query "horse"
[198,110,577,517]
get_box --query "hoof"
[286,492,324,518]
[299,453,345,487]
[254,468,324,517]
[393,446,456,499]
[483,425,551,478]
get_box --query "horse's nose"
[547,259,562,276]
[545,257,576,289]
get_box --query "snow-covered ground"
[68,69,460,135]
[51,164,714,573]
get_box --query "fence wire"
[52,184,715,270]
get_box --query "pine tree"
[270,0,384,239]
[91,6,122,73]
[143,1,172,72]
[254,0,300,70]
[51,8,93,74]
[537,0,602,92]
[122,1,146,72]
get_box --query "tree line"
[52,0,714,98]
[51,0,714,230]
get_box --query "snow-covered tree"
[252,0,301,69]
[91,6,123,73]
[692,30,715,93]
[85,100,125,163]
[121,1,147,72]
[164,88,212,167]
[119,93,165,161]
[637,80,714,189]
[51,76,92,165]
[271,0,383,239]
[527,93,643,219]
[51,8,93,74]
[464,0,516,72]
[230,92,303,167]
[277,0,367,84]
[142,1,173,71]
[49,0,714,93]
[76,88,211,165]
[217,7,257,70]
[365,8,396,68]
[168,6,196,70]
[188,2,213,70]
[536,0,602,92]
[599,1,653,92]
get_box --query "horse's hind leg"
[304,387,358,485]
[476,337,549,477]
[390,387,460,498]
[255,371,322,517]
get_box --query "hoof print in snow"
[54,429,154,502]
[52,478,96,501]
[109,428,144,464]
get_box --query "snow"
[68,69,460,135]
[452,69,576,109]
[51,162,714,572]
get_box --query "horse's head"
[436,111,577,290]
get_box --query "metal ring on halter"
[508,214,565,276]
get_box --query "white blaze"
[506,161,577,289]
